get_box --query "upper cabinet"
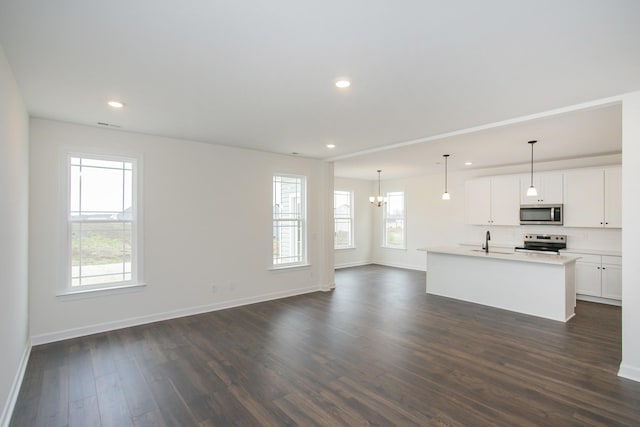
[465,175,520,226]
[520,172,563,205]
[465,165,621,229]
[563,166,621,228]
[603,167,622,228]
[465,178,491,225]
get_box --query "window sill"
[269,263,311,271]
[57,282,146,300]
[335,247,356,251]
[381,246,407,251]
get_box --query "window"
[67,154,140,289]
[383,191,405,249]
[272,175,306,266]
[334,190,354,249]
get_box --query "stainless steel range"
[514,234,567,254]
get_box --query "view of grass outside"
[68,155,136,286]
[273,175,305,265]
[387,223,404,246]
[71,222,131,285]
[335,228,351,248]
[384,191,405,248]
[334,191,353,249]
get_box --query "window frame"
[334,190,354,250]
[272,174,307,268]
[61,151,143,294]
[382,190,406,250]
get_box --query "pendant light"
[369,170,386,207]
[526,140,538,197]
[441,154,451,200]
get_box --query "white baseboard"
[31,285,320,346]
[1,342,31,427]
[372,261,426,272]
[618,362,640,383]
[334,260,372,269]
[320,281,336,291]
[576,294,622,306]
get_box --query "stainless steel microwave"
[520,204,563,225]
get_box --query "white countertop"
[459,242,515,250]
[561,248,622,257]
[427,246,580,265]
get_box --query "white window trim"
[382,190,406,250]
[58,150,144,296]
[268,263,312,271]
[272,173,307,268]
[334,190,355,250]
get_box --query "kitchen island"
[426,247,579,322]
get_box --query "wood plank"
[10,265,640,426]
[68,396,101,427]
[34,366,69,427]
[114,357,158,417]
[95,372,133,427]
[67,344,96,402]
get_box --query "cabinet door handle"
[597,266,601,270]
[602,267,606,270]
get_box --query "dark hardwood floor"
[11,265,640,426]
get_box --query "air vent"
[97,122,122,128]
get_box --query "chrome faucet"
[483,230,491,253]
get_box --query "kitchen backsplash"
[464,225,621,253]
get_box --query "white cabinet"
[571,253,603,297]
[492,176,521,225]
[465,178,492,225]
[563,169,602,227]
[563,166,621,228]
[603,167,622,228]
[465,175,519,226]
[520,172,563,204]
[564,252,622,301]
[601,256,622,299]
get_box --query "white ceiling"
[334,102,622,179]
[0,1,639,173]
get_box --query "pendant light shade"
[527,140,538,197]
[370,170,386,207]
[441,154,451,200]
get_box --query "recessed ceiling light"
[326,143,336,149]
[465,162,473,166]
[107,100,125,108]
[335,80,351,88]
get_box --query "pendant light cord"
[530,143,533,185]
[444,156,448,191]
[529,140,536,186]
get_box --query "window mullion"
[68,154,139,289]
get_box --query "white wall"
[620,91,640,381]
[0,45,30,426]
[334,177,373,268]
[370,172,466,270]
[29,118,333,343]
